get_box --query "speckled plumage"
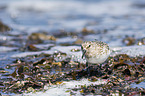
[81,40,111,64]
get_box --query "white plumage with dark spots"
[81,40,111,65]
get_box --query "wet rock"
[11,68,17,78]
[122,36,136,46]
[0,21,11,32]
[137,41,143,45]
[86,66,103,77]
[137,37,145,45]
[18,65,24,80]
[134,71,139,78]
[66,65,104,79]
[141,37,145,44]
[122,69,131,76]
[26,44,39,51]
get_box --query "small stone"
[122,37,136,46]
[81,27,94,35]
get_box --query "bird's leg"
[82,49,90,77]
[99,63,102,69]
[86,61,88,67]
[86,61,90,77]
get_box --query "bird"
[81,40,111,67]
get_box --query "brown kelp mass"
[0,53,145,95]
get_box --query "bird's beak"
[82,50,86,59]
[81,46,86,59]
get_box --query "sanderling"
[81,40,111,67]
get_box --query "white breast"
[86,50,110,64]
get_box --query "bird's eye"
[87,45,91,49]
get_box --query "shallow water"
[0,0,145,95]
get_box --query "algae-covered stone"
[28,33,57,41]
